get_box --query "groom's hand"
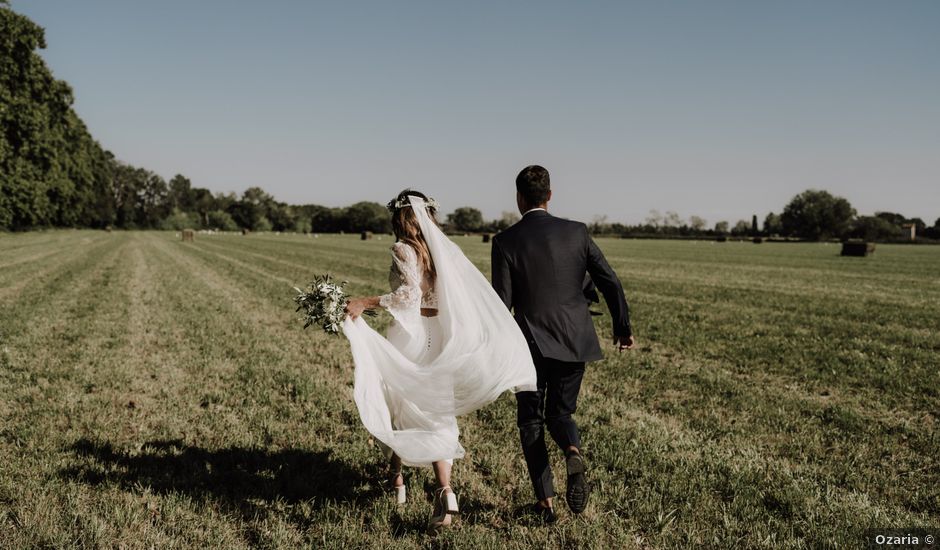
[614,335,635,352]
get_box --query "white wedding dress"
[342,195,537,466]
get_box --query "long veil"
[342,195,536,466]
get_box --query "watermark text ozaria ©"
[866,529,937,548]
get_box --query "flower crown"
[386,195,440,212]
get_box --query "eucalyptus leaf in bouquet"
[293,274,375,334]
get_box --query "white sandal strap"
[436,487,458,514]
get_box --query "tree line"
[0,4,539,236]
[2,3,937,242]
[0,4,533,237]
[588,190,940,242]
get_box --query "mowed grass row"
[0,230,937,549]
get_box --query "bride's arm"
[346,244,422,319]
[345,295,380,319]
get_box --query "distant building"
[902,224,916,241]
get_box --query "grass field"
[1,230,937,549]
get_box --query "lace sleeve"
[379,243,423,311]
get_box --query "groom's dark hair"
[516,165,551,206]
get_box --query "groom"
[491,165,635,522]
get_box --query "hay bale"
[482,234,491,243]
[181,229,195,242]
[361,231,373,240]
[241,228,250,236]
[752,237,763,244]
[841,241,875,257]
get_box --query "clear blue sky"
[14,0,940,225]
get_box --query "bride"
[343,190,536,531]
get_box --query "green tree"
[688,216,707,232]
[214,192,237,212]
[110,163,168,229]
[0,3,113,229]
[848,216,902,241]
[191,187,215,227]
[293,215,312,233]
[266,202,295,232]
[763,212,783,236]
[731,220,750,236]
[645,210,663,231]
[168,175,193,211]
[344,201,391,233]
[663,211,682,229]
[308,205,344,233]
[79,149,117,228]
[207,210,238,231]
[874,212,906,227]
[254,216,272,232]
[226,187,275,230]
[493,211,521,232]
[227,200,264,230]
[447,207,484,232]
[714,221,730,234]
[136,171,169,228]
[781,190,855,240]
[924,217,940,239]
[160,208,199,231]
[242,186,273,206]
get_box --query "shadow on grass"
[60,438,379,517]
[386,494,505,539]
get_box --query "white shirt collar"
[522,207,546,216]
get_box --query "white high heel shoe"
[428,486,458,532]
[390,470,406,505]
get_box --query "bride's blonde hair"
[389,189,438,283]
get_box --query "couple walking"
[342,165,634,531]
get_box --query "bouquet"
[293,274,375,334]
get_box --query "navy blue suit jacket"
[491,210,632,363]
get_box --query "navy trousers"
[515,352,585,501]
